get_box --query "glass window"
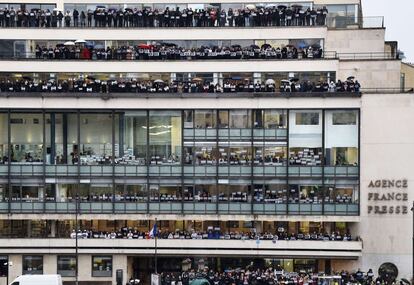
[121,111,147,165]
[10,113,44,163]
[194,110,216,128]
[264,110,286,128]
[218,111,229,128]
[80,113,113,165]
[79,183,112,202]
[57,256,76,277]
[0,114,8,164]
[289,110,322,166]
[148,111,181,164]
[229,110,251,129]
[23,256,43,275]
[254,184,287,203]
[325,110,358,166]
[332,112,357,125]
[92,256,112,277]
[114,184,147,202]
[150,185,181,202]
[0,256,7,277]
[295,113,319,125]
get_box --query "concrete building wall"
[359,93,414,279]
[325,29,386,54]
[401,62,414,90]
[338,60,401,90]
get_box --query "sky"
[362,0,414,62]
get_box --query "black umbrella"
[401,279,411,285]
[292,4,303,9]
[22,76,32,81]
[87,76,96,80]
[231,44,241,48]
[277,5,287,9]
[250,44,260,49]
[290,78,300,82]
[261,43,271,49]
[347,76,355,80]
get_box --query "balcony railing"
[0,16,384,29]
[0,201,359,216]
[0,239,363,258]
[0,91,362,99]
[0,51,398,61]
[5,163,358,178]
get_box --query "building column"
[27,220,31,238]
[50,220,56,237]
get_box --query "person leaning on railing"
[0,5,328,28]
[27,42,323,61]
[0,77,361,94]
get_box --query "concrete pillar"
[218,73,223,86]
[50,220,56,238]
[27,220,31,238]
[213,73,219,85]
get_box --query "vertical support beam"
[42,111,46,212]
[50,113,56,165]
[146,110,150,214]
[62,113,68,164]
[180,110,184,214]
[321,109,325,215]
[286,109,290,215]
[112,110,116,214]
[250,109,254,215]
[7,110,11,214]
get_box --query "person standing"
[72,8,79,27]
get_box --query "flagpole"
[154,218,158,274]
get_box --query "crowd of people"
[0,77,361,94]
[0,6,329,28]
[29,42,323,60]
[30,43,323,60]
[70,227,354,241]
[155,267,384,285]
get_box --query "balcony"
[0,238,363,258]
[0,201,359,216]
[0,58,338,73]
[3,163,359,179]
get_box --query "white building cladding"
[0,0,411,284]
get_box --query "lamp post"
[4,261,13,285]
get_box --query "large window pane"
[57,256,76,277]
[289,110,322,166]
[92,256,112,277]
[23,256,43,275]
[120,111,147,165]
[325,110,358,166]
[80,113,113,165]
[10,113,43,163]
[149,111,181,164]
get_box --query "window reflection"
[119,111,147,165]
[149,111,181,164]
[80,113,113,165]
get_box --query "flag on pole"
[149,222,158,238]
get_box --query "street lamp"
[3,261,13,285]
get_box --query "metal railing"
[0,16,384,29]
[0,51,335,60]
[0,51,399,61]
[0,91,362,99]
[0,201,359,215]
